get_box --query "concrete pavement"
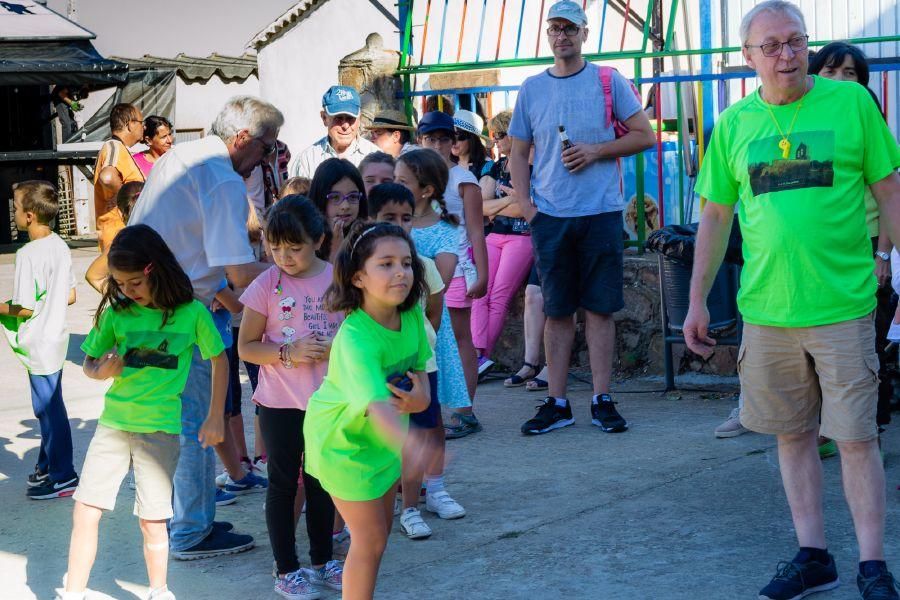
[0,248,897,600]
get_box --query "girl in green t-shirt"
[64,225,227,600]
[304,221,432,599]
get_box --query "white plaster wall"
[175,75,260,133]
[256,0,396,156]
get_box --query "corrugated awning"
[110,53,258,83]
[0,39,127,85]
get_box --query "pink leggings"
[471,233,534,357]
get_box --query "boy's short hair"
[13,180,59,224]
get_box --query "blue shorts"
[410,371,441,429]
[530,210,624,318]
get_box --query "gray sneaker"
[715,407,748,438]
[444,412,482,439]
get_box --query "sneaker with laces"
[27,475,78,500]
[444,412,483,439]
[332,526,350,557]
[590,396,627,433]
[858,565,900,600]
[215,470,229,488]
[274,570,321,600]
[477,356,494,375]
[147,586,176,600]
[224,471,268,495]
[521,398,574,435]
[170,527,254,560]
[215,488,236,506]
[715,407,749,438]
[399,507,432,539]
[301,560,343,591]
[758,556,840,600]
[27,466,49,487]
[253,456,268,477]
[425,490,466,519]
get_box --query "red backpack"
[599,66,643,138]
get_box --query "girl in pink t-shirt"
[237,196,345,597]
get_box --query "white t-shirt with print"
[2,233,75,375]
[444,165,479,280]
[130,135,255,304]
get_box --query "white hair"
[209,96,285,142]
[739,0,807,45]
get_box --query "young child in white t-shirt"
[0,181,79,499]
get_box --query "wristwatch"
[876,251,891,261]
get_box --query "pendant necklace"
[763,80,808,160]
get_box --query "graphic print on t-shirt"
[122,331,185,370]
[748,131,835,196]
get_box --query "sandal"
[504,362,539,388]
[526,367,549,392]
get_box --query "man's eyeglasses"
[546,24,581,37]
[255,137,277,156]
[325,191,363,206]
[422,135,454,145]
[493,131,508,140]
[744,35,809,57]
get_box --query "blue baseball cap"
[417,111,455,135]
[547,0,588,26]
[322,85,361,117]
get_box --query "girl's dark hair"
[143,115,173,140]
[265,194,326,247]
[309,158,368,259]
[324,221,427,314]
[396,149,458,226]
[367,183,415,216]
[809,42,870,87]
[116,181,143,224]
[95,224,193,328]
[452,129,489,178]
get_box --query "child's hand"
[292,333,328,363]
[198,414,224,449]
[210,298,224,312]
[94,351,124,379]
[386,371,429,414]
[466,274,488,299]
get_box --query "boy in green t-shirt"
[1,181,79,499]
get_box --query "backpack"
[599,66,643,138]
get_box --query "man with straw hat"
[366,109,418,157]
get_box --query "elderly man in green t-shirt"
[683,2,900,600]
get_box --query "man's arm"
[508,138,535,222]
[0,302,33,318]
[97,165,124,196]
[565,110,656,172]
[681,201,734,357]
[871,172,900,248]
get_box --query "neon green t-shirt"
[81,300,225,434]
[695,76,900,327]
[303,307,432,501]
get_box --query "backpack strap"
[598,65,615,130]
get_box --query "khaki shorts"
[737,315,879,442]
[74,425,180,520]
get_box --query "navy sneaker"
[759,555,840,600]
[212,521,234,532]
[224,472,268,495]
[170,527,254,561]
[215,488,237,506]
[590,395,628,432]
[521,398,574,435]
[858,564,900,600]
[26,475,78,500]
[26,466,49,488]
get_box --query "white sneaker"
[215,470,229,488]
[253,457,268,477]
[147,587,176,600]
[425,490,466,519]
[399,507,432,539]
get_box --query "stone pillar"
[338,33,403,127]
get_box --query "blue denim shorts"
[530,210,624,318]
[410,371,441,429]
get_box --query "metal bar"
[697,81,705,211]
[884,71,890,121]
[513,0,526,58]
[656,81,664,228]
[419,0,433,67]
[457,0,469,63]
[664,0,679,50]
[608,0,646,32]
[436,0,449,64]
[598,0,609,53]
[398,34,900,75]
[635,57,646,253]
[399,0,415,127]
[675,77,685,224]
[640,0,654,53]
[495,0,507,60]
[619,0,631,51]
[699,0,713,157]
[536,0,547,57]
[475,0,487,62]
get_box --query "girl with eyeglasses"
[309,158,369,263]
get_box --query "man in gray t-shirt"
[509,0,655,437]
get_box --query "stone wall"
[490,251,738,377]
